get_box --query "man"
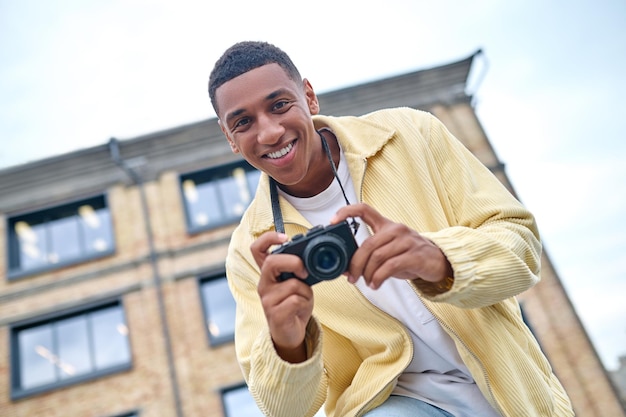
[208,41,573,416]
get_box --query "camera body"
[272,220,358,286]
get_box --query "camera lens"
[314,246,341,271]
[304,235,348,281]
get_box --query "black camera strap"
[269,130,359,235]
[269,176,285,234]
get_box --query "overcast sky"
[1,0,625,371]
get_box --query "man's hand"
[331,203,454,290]
[250,232,313,363]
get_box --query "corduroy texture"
[225,108,574,416]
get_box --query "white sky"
[1,0,625,371]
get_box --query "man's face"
[216,63,323,197]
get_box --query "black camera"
[272,220,358,286]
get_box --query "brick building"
[612,356,626,409]
[1,51,624,417]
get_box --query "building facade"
[612,356,626,410]
[1,51,624,417]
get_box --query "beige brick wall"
[0,169,243,417]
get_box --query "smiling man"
[215,62,333,198]
[208,41,573,417]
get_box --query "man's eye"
[273,100,290,111]
[234,118,250,129]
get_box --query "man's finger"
[250,232,289,268]
[331,203,388,231]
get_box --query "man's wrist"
[414,274,454,296]
[274,340,308,364]
[433,275,455,292]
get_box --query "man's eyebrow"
[266,88,290,100]
[225,108,245,125]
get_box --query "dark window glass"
[222,385,265,417]
[519,302,537,336]
[200,274,236,345]
[11,301,131,398]
[222,384,327,416]
[181,161,260,232]
[17,326,55,389]
[56,315,91,379]
[92,306,131,369]
[49,216,82,263]
[7,195,114,277]
[16,221,48,271]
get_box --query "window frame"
[6,194,116,280]
[105,411,140,417]
[9,298,132,400]
[198,271,236,346]
[179,160,260,234]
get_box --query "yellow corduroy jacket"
[225,108,574,417]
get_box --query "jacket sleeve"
[225,227,328,417]
[415,113,542,308]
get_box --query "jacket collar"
[245,114,395,236]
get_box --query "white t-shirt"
[280,143,500,417]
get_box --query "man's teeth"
[267,142,293,159]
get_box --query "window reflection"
[194,180,220,226]
[201,275,236,344]
[181,161,260,231]
[13,302,131,395]
[14,221,48,270]
[223,385,265,417]
[92,307,131,369]
[48,216,82,264]
[18,326,55,389]
[82,206,113,254]
[222,384,327,416]
[56,316,91,379]
[8,195,114,275]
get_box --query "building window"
[180,160,260,232]
[7,195,115,278]
[108,412,139,417]
[200,273,236,346]
[519,302,537,335]
[10,300,131,399]
[222,384,265,417]
[222,383,326,416]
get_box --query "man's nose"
[256,114,285,144]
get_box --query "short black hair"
[208,41,302,115]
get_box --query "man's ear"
[219,120,240,154]
[303,78,320,115]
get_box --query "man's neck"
[278,129,340,198]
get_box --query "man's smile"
[265,141,295,159]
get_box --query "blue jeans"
[363,395,454,417]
